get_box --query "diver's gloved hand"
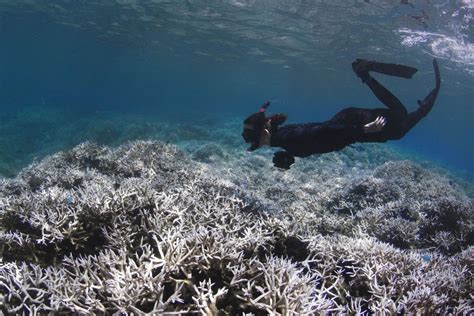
[273,151,295,169]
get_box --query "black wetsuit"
[270,59,440,168]
[271,120,365,157]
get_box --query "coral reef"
[1,140,473,315]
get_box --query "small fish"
[67,195,75,205]
[421,252,431,262]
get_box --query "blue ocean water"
[1,3,474,314]
[0,0,473,178]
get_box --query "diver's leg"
[396,59,441,137]
[398,109,429,137]
[352,60,408,118]
[397,101,434,137]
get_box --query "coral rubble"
[0,140,473,314]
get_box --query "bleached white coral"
[0,140,472,314]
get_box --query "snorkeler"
[242,59,441,169]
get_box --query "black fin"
[433,58,441,90]
[353,59,418,79]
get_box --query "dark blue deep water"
[0,0,473,178]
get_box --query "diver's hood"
[242,101,270,151]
